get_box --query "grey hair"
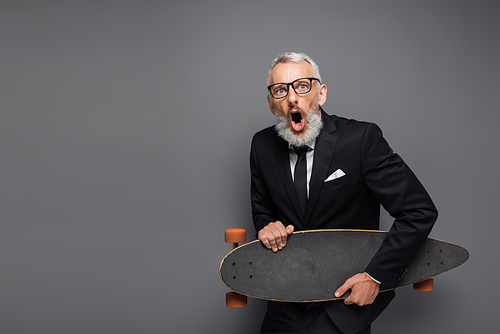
[266,52,323,86]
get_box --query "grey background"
[1,1,498,333]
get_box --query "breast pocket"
[322,172,352,190]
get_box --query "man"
[250,52,437,334]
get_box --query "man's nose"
[287,87,299,105]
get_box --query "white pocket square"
[324,169,346,182]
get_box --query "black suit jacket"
[250,110,438,333]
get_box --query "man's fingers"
[258,222,294,252]
[335,280,352,299]
[335,273,380,306]
[280,226,289,247]
[279,225,294,248]
[337,280,357,305]
[271,222,288,251]
[258,231,271,249]
[258,222,281,252]
[267,228,279,252]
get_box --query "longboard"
[220,229,468,304]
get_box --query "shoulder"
[252,125,276,140]
[251,125,284,148]
[323,112,383,138]
[328,113,375,129]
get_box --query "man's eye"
[295,82,310,91]
[274,86,287,95]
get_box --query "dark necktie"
[293,146,308,215]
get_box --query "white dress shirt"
[289,139,316,198]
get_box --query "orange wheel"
[225,228,246,244]
[413,278,434,291]
[226,291,247,308]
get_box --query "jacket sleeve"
[360,123,438,287]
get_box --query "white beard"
[274,108,323,147]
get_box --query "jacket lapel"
[275,138,305,226]
[305,111,338,224]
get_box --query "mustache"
[287,107,303,115]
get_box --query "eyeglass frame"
[267,77,321,99]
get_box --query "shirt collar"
[288,138,317,151]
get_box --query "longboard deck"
[220,229,468,302]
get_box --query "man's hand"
[334,272,380,306]
[258,221,294,252]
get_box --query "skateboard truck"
[224,228,248,308]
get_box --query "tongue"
[292,119,305,132]
[291,113,305,132]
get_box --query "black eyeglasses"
[267,77,321,99]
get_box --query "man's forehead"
[269,61,314,84]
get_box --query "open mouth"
[290,111,305,132]
[291,112,302,123]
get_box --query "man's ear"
[318,84,327,106]
[267,95,276,115]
